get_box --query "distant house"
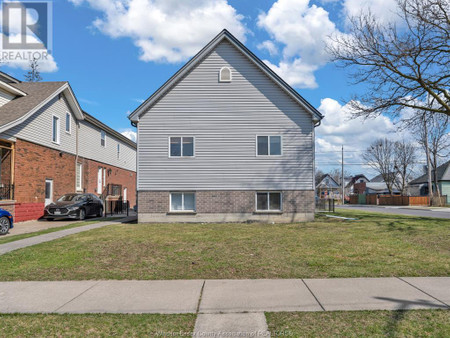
[128,29,323,223]
[0,71,136,222]
[346,174,370,194]
[316,174,341,200]
[409,161,450,204]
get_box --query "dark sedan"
[44,193,104,220]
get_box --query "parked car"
[44,193,104,220]
[0,208,14,235]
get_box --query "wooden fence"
[348,195,446,206]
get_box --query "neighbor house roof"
[0,81,84,133]
[409,161,450,185]
[345,174,370,188]
[366,182,400,193]
[316,174,340,189]
[129,29,324,123]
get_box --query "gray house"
[129,30,323,223]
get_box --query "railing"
[105,200,129,217]
[315,199,335,212]
[0,184,14,200]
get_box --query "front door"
[97,167,102,194]
[45,179,53,206]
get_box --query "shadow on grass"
[374,297,449,337]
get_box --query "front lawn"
[0,210,448,280]
[0,314,195,337]
[266,310,450,337]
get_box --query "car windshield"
[57,194,87,202]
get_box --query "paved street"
[338,205,450,219]
[0,278,448,336]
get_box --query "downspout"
[313,119,321,196]
[75,121,79,192]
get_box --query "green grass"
[0,210,448,280]
[0,313,196,337]
[266,310,450,337]
[0,217,122,245]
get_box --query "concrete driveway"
[338,205,450,219]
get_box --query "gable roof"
[129,29,324,123]
[345,174,370,188]
[316,174,340,189]
[0,81,84,133]
[409,160,450,185]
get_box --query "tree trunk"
[423,116,433,202]
[433,152,441,197]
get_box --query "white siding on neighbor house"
[5,95,77,154]
[137,40,314,191]
[78,120,136,171]
[0,88,15,107]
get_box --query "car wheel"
[0,216,10,235]
[97,207,103,218]
[79,208,86,220]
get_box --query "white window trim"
[219,66,232,82]
[101,130,106,148]
[52,115,60,144]
[169,192,196,212]
[256,135,283,157]
[168,136,195,158]
[255,191,283,212]
[76,163,83,191]
[65,112,71,134]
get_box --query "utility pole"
[342,145,345,205]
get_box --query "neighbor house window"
[65,113,71,133]
[52,115,60,144]
[101,130,106,147]
[117,143,120,159]
[76,163,82,191]
[170,137,194,157]
[257,136,282,156]
[219,67,232,82]
[256,192,282,211]
[170,192,196,212]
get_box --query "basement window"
[219,67,232,82]
[170,192,196,212]
[256,192,282,212]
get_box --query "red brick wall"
[77,157,136,207]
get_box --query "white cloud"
[257,40,278,56]
[342,0,400,24]
[257,0,339,89]
[315,98,412,174]
[0,50,58,73]
[121,129,137,142]
[69,0,247,63]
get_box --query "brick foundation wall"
[138,190,315,222]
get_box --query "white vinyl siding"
[6,95,77,154]
[137,40,314,191]
[78,120,136,171]
[0,89,15,107]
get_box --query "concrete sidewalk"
[0,277,448,314]
[0,216,136,255]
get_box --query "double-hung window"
[256,192,282,212]
[52,115,60,144]
[65,113,71,134]
[101,130,106,147]
[170,192,196,212]
[170,137,194,157]
[257,136,282,156]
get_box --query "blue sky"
[2,0,417,177]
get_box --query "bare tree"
[328,168,351,187]
[328,0,450,122]
[315,168,325,186]
[363,139,397,194]
[393,140,417,195]
[24,58,43,82]
[416,112,450,196]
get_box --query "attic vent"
[219,67,232,82]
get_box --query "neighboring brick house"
[129,30,323,223]
[0,71,136,222]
